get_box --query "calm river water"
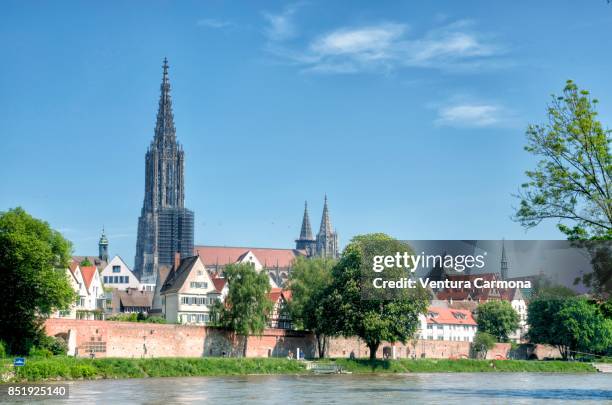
[2,373,611,404]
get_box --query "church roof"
[194,245,305,269]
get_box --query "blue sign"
[13,357,25,367]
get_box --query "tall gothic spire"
[299,201,314,240]
[154,57,176,147]
[319,195,332,235]
[500,239,508,280]
[315,195,339,258]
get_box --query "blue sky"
[1,1,611,265]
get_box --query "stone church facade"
[134,59,194,283]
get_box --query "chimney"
[174,251,181,270]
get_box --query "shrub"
[29,347,53,358]
[36,335,68,356]
[0,340,7,358]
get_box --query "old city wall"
[47,319,551,360]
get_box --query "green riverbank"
[1,357,596,382]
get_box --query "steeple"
[299,201,313,240]
[315,195,339,258]
[500,239,508,280]
[98,226,109,262]
[295,201,316,254]
[319,195,331,235]
[154,57,176,147]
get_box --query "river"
[1,373,611,404]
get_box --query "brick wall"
[46,319,517,360]
[45,319,315,358]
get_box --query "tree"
[528,296,612,359]
[514,80,612,240]
[80,257,92,267]
[321,233,430,360]
[476,300,520,342]
[215,263,272,357]
[472,331,496,359]
[287,256,335,358]
[0,207,75,354]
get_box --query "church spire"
[154,57,176,147]
[319,195,332,235]
[315,195,339,258]
[295,201,316,254]
[500,239,508,280]
[299,201,314,240]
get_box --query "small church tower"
[315,195,339,258]
[295,201,316,256]
[500,239,508,280]
[98,227,109,262]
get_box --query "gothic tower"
[134,58,194,282]
[295,201,316,256]
[98,227,109,262]
[500,239,508,280]
[315,195,339,258]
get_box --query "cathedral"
[134,59,338,285]
[295,196,339,258]
[134,59,194,283]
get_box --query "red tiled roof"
[268,288,292,303]
[80,266,97,291]
[194,245,305,268]
[211,276,227,293]
[426,306,476,326]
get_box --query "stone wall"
[45,319,523,360]
[327,336,511,360]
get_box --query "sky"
[1,1,612,266]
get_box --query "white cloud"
[435,103,508,128]
[265,18,506,74]
[262,4,303,41]
[197,18,233,29]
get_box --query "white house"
[100,255,141,290]
[418,307,478,342]
[53,262,104,320]
[506,288,528,342]
[159,255,224,325]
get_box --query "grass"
[1,357,596,382]
[333,358,597,373]
[2,357,307,382]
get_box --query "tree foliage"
[215,263,273,356]
[287,256,335,358]
[0,207,75,354]
[527,296,612,359]
[515,80,612,240]
[320,233,430,359]
[472,331,496,359]
[476,300,520,342]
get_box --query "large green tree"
[321,233,430,359]
[476,300,520,342]
[287,256,335,358]
[515,80,612,240]
[214,263,273,357]
[528,296,612,359]
[0,208,75,354]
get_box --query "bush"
[29,347,53,358]
[0,340,7,358]
[35,335,68,356]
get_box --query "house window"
[190,282,208,289]
[103,276,108,283]
[112,265,121,273]
[181,297,189,305]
